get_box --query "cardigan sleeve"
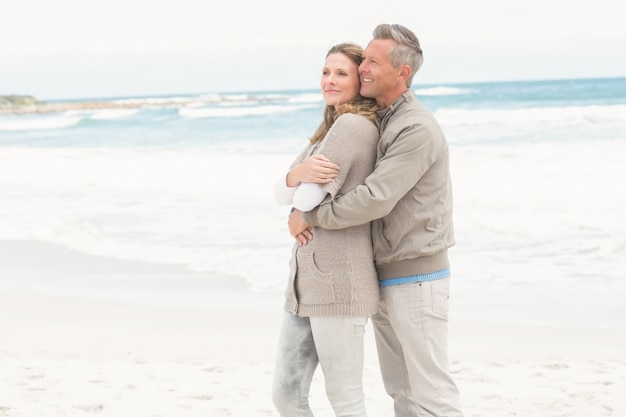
[277,113,377,211]
[315,113,378,200]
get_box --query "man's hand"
[289,209,314,246]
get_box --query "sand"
[1,241,625,416]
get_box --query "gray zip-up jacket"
[304,91,455,280]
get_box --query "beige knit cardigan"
[282,113,380,317]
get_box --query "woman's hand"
[286,155,339,186]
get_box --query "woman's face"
[320,52,360,107]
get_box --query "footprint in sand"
[73,404,104,412]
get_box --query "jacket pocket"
[372,219,391,253]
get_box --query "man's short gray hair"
[372,23,423,86]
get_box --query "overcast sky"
[2,0,625,100]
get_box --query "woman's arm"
[292,182,328,211]
[274,174,298,205]
[274,154,339,205]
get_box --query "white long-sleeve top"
[274,177,328,211]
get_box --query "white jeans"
[272,312,368,417]
[372,277,464,417]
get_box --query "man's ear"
[399,64,412,83]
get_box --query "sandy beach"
[1,241,625,417]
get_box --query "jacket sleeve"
[304,118,441,229]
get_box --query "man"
[288,24,464,416]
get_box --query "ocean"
[1,77,625,329]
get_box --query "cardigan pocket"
[296,252,335,304]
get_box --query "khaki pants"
[272,312,369,417]
[372,277,464,417]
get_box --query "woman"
[272,43,380,417]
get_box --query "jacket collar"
[378,90,415,126]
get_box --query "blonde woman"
[272,43,380,417]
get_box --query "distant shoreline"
[0,95,200,115]
[0,93,294,115]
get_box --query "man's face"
[359,39,400,107]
